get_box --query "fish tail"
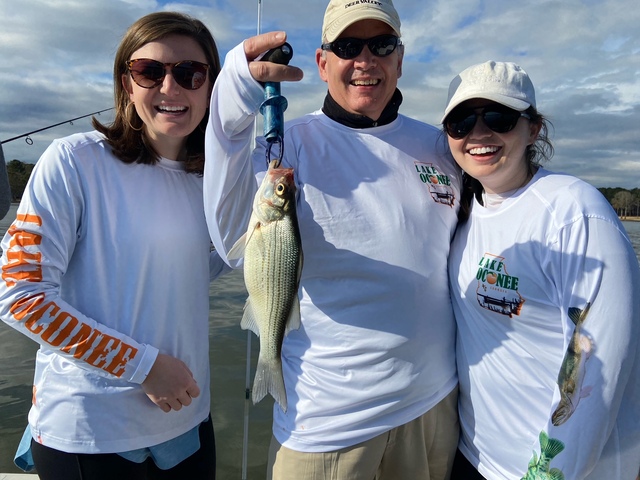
[252,355,287,413]
[567,307,582,326]
[567,302,591,326]
[539,430,565,460]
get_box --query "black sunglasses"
[127,59,209,90]
[444,105,530,139]
[321,34,401,60]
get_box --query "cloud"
[1,0,638,188]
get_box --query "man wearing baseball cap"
[203,1,461,478]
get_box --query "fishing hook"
[265,135,285,168]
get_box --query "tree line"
[4,159,640,217]
[598,187,640,218]
[6,159,36,202]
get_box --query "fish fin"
[548,468,566,480]
[240,298,261,336]
[580,385,593,398]
[538,429,550,447]
[285,295,301,335]
[539,431,565,459]
[247,222,267,259]
[568,302,591,326]
[538,430,550,455]
[229,216,264,261]
[252,355,287,413]
[567,307,582,326]
[228,232,248,261]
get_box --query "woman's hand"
[142,353,200,413]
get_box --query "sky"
[1,0,639,189]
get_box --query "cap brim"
[324,12,401,42]
[441,93,531,124]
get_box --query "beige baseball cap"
[321,0,402,43]
[442,61,536,123]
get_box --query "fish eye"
[276,183,286,195]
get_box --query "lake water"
[0,205,639,478]
[625,219,640,262]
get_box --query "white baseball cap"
[321,0,402,43]
[441,61,536,123]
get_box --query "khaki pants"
[267,387,459,480]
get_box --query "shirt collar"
[321,88,403,129]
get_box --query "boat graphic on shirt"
[475,253,524,317]
[413,161,456,207]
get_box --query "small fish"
[551,302,594,426]
[521,430,566,480]
[229,160,303,413]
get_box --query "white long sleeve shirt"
[449,168,640,479]
[0,131,227,453]
[204,43,461,452]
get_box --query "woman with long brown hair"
[0,11,224,479]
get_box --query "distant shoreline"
[7,203,640,222]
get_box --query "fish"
[228,159,303,413]
[521,430,566,480]
[551,302,594,426]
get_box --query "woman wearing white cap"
[443,61,640,479]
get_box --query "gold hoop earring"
[125,102,143,132]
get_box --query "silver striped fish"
[229,160,302,412]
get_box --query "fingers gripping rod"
[259,43,293,168]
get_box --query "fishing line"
[241,2,263,478]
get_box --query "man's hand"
[245,31,304,83]
[142,353,200,413]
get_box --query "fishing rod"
[1,108,114,145]
[241,1,264,477]
[241,3,293,478]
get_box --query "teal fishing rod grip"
[259,43,293,143]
